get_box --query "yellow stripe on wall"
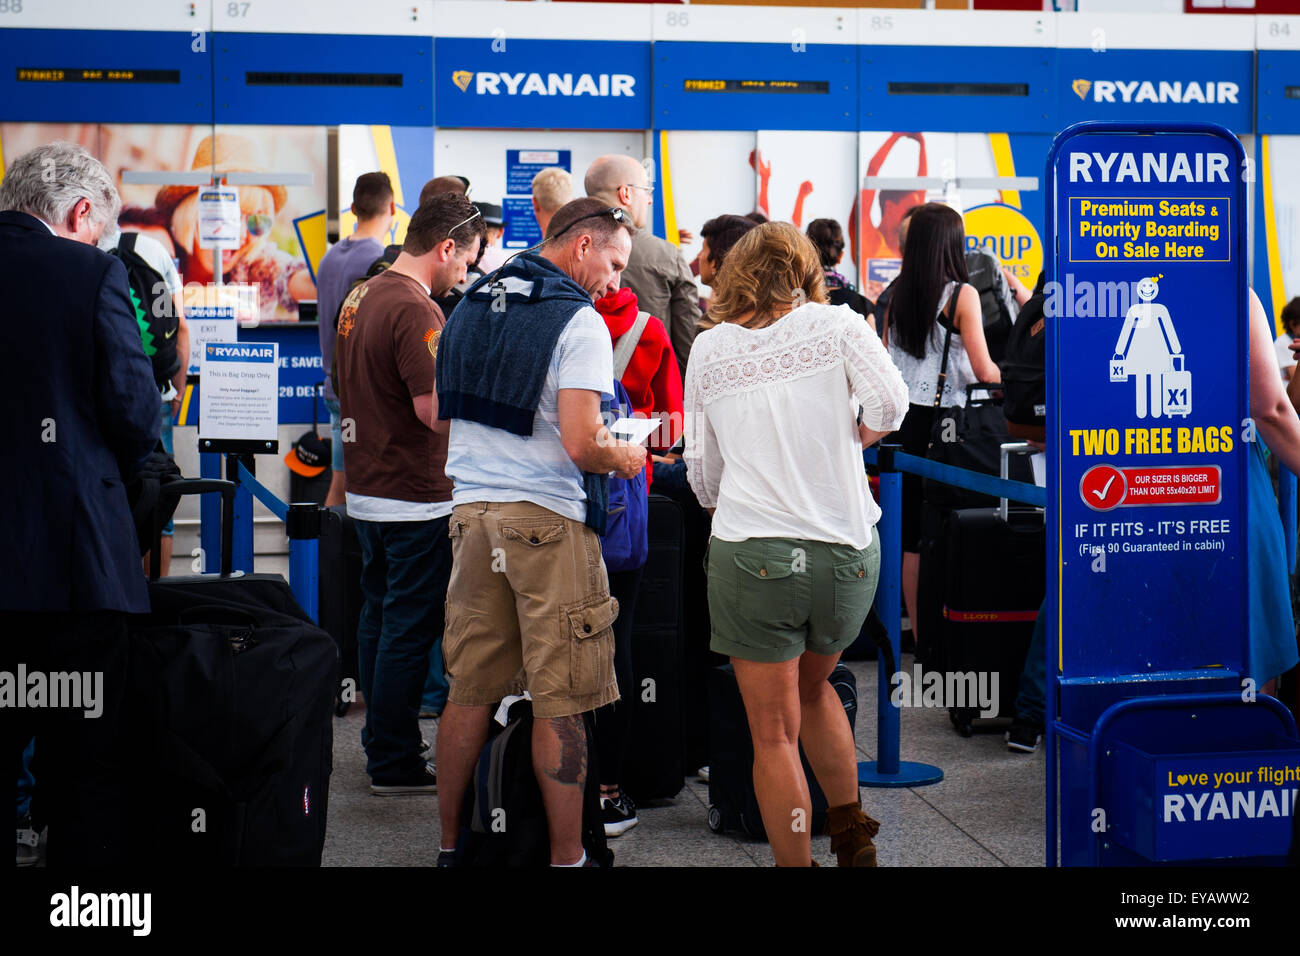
[370,125,405,209]
[989,133,1019,208]
[1261,136,1287,334]
[659,130,679,247]
[178,382,195,427]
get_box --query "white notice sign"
[186,305,238,375]
[198,187,240,247]
[199,341,279,442]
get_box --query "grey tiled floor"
[322,654,1045,867]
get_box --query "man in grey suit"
[585,155,700,381]
[1,142,159,866]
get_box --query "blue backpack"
[601,378,649,572]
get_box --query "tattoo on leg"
[544,715,587,786]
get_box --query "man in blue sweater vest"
[435,198,646,867]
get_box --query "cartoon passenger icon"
[1110,274,1190,419]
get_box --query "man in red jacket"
[593,286,684,489]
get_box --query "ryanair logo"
[452,70,636,97]
[1071,78,1239,105]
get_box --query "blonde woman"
[684,222,909,867]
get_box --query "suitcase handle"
[152,479,236,580]
[999,442,1040,523]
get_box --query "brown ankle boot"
[826,803,881,867]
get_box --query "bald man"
[585,154,700,379]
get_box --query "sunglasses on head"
[484,207,629,290]
[446,207,482,240]
[548,206,630,241]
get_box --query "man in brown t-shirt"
[335,194,485,793]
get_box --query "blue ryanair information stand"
[1045,122,1300,866]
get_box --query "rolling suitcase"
[931,445,1044,737]
[623,494,686,802]
[706,662,858,839]
[125,479,339,866]
[318,503,363,715]
[621,494,686,801]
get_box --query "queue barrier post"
[858,443,945,789]
[286,503,322,624]
[199,451,223,573]
[231,461,322,622]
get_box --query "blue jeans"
[421,638,449,715]
[355,515,452,781]
[1014,597,1048,726]
[324,397,345,472]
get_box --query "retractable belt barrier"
[194,456,322,624]
[855,442,1046,790]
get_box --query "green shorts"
[706,535,881,664]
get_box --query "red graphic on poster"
[1080,464,1126,511]
[1080,464,1221,510]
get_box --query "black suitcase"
[623,494,686,802]
[318,503,363,716]
[706,663,858,839]
[125,479,339,866]
[933,506,1044,736]
[652,470,724,773]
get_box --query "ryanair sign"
[1071,78,1240,105]
[1057,49,1252,132]
[435,37,651,129]
[451,70,637,98]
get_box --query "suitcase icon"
[1162,355,1191,418]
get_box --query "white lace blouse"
[683,302,909,550]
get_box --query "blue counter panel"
[214,33,431,126]
[0,28,210,124]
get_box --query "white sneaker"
[696,766,710,783]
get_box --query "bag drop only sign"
[1047,124,1250,680]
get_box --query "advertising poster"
[0,123,325,322]
[1050,126,1249,681]
[1259,134,1300,332]
[856,131,1049,301]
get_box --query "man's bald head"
[584,154,651,229]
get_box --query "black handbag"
[924,297,1020,510]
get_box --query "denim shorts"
[707,535,881,663]
[324,397,345,472]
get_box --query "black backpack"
[964,247,1018,364]
[110,232,181,390]
[457,698,613,867]
[999,281,1046,442]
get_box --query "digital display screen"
[888,81,1029,97]
[16,68,181,84]
[246,71,403,88]
[683,79,829,94]
[1285,86,1300,100]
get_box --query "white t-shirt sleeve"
[555,306,614,398]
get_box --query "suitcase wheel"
[707,805,724,834]
[948,708,972,738]
[335,694,352,718]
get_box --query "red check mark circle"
[1080,465,1126,511]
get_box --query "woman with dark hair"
[806,217,874,325]
[881,203,1000,654]
[685,222,909,866]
